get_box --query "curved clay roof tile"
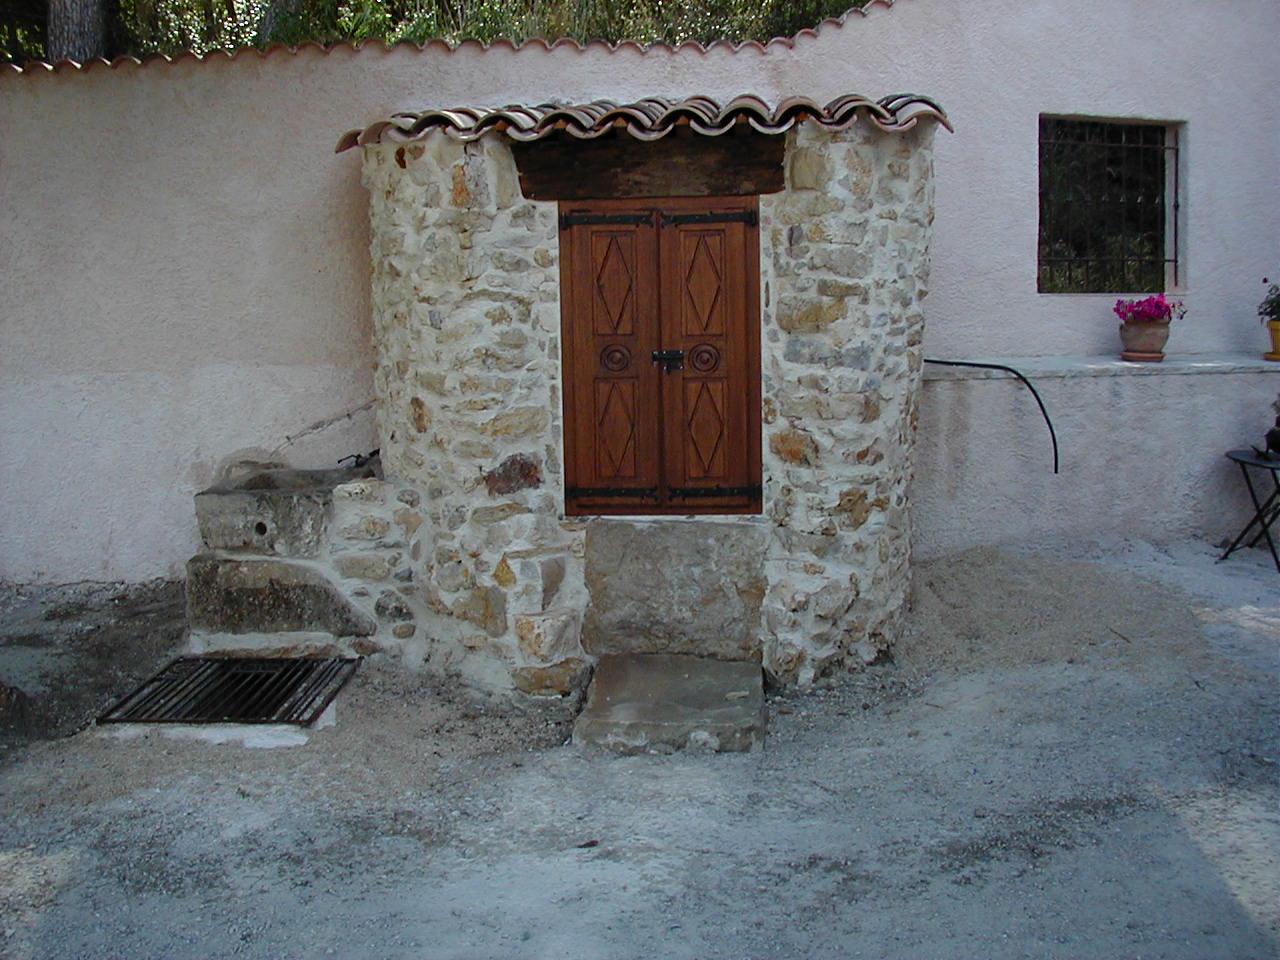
[335,92,950,152]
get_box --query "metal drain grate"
[98,656,359,726]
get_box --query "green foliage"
[384,0,870,46]
[1259,280,1280,325]
[0,0,45,63]
[2,0,870,63]
[118,0,266,56]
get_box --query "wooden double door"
[559,197,761,515]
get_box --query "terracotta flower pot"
[1265,320,1280,362]
[1119,321,1170,362]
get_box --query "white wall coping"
[922,352,1280,383]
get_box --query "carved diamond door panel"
[561,215,661,508]
[659,210,757,509]
[560,198,759,515]
[560,215,660,506]
[592,232,638,336]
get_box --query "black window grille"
[1038,117,1179,294]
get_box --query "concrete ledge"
[923,352,1280,382]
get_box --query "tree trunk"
[256,0,302,45]
[47,0,105,61]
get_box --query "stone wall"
[361,119,937,693]
[363,135,587,693]
[758,121,934,681]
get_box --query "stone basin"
[230,465,376,493]
[196,459,380,558]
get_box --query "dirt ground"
[1,537,1277,960]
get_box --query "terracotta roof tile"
[3,1,898,75]
[336,92,950,152]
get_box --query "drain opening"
[98,656,359,726]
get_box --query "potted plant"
[1114,294,1185,362]
[1259,277,1280,361]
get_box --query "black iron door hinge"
[559,211,655,230]
[566,486,659,499]
[659,210,758,228]
[667,484,761,500]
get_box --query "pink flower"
[1114,294,1184,324]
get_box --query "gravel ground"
[0,537,1277,960]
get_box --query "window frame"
[1037,115,1183,295]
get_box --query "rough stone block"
[493,556,517,587]
[539,555,567,608]
[187,555,376,636]
[573,654,765,754]
[811,579,857,620]
[583,521,766,660]
[483,453,543,496]
[511,657,591,697]
[338,516,392,541]
[787,146,831,191]
[777,296,846,333]
[393,508,423,536]
[194,489,332,558]
[833,488,872,528]
[471,503,529,524]
[452,585,507,637]
[481,407,549,439]
[770,428,819,465]
[334,554,394,580]
[515,608,581,663]
[809,246,872,278]
[375,589,414,622]
[333,479,393,504]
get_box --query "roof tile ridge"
[3,39,330,76]
[781,0,897,43]
[336,88,950,152]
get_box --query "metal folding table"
[1218,448,1280,572]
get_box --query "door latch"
[651,349,684,373]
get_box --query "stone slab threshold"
[573,653,766,754]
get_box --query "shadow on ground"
[0,580,186,760]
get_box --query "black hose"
[923,359,1060,474]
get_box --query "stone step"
[186,554,376,637]
[573,653,765,754]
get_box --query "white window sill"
[922,352,1279,382]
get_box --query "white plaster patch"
[97,703,336,749]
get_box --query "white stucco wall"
[2,0,1277,581]
[913,358,1280,559]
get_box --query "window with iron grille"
[1038,117,1180,294]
